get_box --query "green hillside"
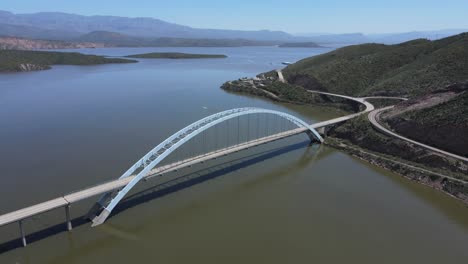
[384,82,468,157]
[0,50,136,72]
[283,33,468,97]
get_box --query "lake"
[0,46,467,263]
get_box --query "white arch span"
[91,107,323,226]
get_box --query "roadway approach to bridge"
[276,69,466,162]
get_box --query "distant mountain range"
[0,10,293,41]
[0,10,466,46]
[296,30,468,44]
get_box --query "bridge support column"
[316,127,326,137]
[306,130,323,143]
[65,205,72,231]
[19,220,26,247]
[91,208,111,227]
[86,192,113,221]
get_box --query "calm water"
[0,46,467,263]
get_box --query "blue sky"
[2,0,468,33]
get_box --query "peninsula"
[0,50,137,72]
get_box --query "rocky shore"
[324,137,468,205]
[16,63,50,72]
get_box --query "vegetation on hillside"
[222,79,361,113]
[384,82,468,156]
[283,33,468,97]
[329,115,468,180]
[126,52,227,59]
[0,50,136,72]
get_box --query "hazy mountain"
[367,29,468,44]
[296,30,468,44]
[293,33,370,44]
[1,10,465,46]
[0,23,82,40]
[0,10,293,41]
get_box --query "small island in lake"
[279,42,322,48]
[0,50,137,72]
[125,52,228,59]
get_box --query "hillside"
[283,33,468,97]
[381,82,468,157]
[0,36,108,50]
[0,50,136,72]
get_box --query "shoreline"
[324,137,468,206]
[221,77,468,205]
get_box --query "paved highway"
[276,70,286,83]
[369,106,468,162]
[276,70,465,162]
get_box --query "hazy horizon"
[2,0,468,34]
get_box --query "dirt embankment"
[329,115,467,175]
[16,63,50,72]
[327,115,468,205]
[381,82,468,157]
[0,36,109,50]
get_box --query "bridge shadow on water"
[0,140,318,253]
[113,140,317,216]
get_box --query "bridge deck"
[0,110,367,228]
[0,126,314,227]
[0,198,68,226]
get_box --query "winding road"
[369,106,468,162]
[277,69,467,163]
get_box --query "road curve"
[307,87,467,162]
[363,96,408,101]
[306,90,375,112]
[290,64,466,163]
[369,107,468,162]
[276,70,286,83]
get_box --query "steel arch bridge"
[90,107,323,225]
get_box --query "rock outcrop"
[16,63,50,72]
[0,36,108,50]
